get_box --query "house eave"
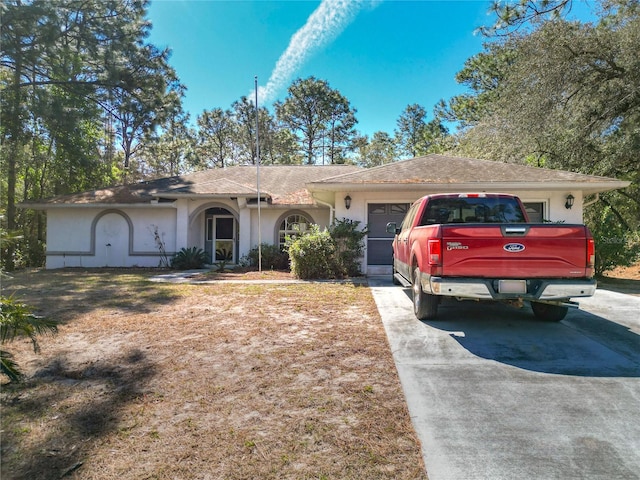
[20,198,322,211]
[155,193,259,199]
[245,202,325,209]
[307,180,631,195]
[18,202,173,210]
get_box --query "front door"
[212,216,235,263]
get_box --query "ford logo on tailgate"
[504,243,526,252]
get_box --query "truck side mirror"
[386,222,400,234]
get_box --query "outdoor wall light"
[565,193,575,210]
[344,195,352,210]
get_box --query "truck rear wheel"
[413,267,438,320]
[531,301,568,322]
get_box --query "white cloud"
[255,0,380,105]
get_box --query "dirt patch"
[1,270,427,480]
[203,268,295,281]
[599,261,640,296]
[603,262,640,281]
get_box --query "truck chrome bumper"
[424,276,597,300]
[426,277,494,299]
[537,281,597,299]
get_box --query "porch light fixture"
[344,195,352,210]
[565,194,575,210]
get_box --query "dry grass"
[1,269,427,480]
[202,269,296,281]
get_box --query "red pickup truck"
[386,193,596,321]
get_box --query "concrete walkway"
[368,276,640,480]
[148,269,367,285]
[149,269,303,284]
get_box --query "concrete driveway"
[368,277,640,480]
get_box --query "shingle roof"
[24,165,360,206]
[309,154,625,186]
[20,154,629,207]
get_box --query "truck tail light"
[428,239,442,265]
[587,238,595,268]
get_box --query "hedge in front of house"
[241,243,290,271]
[287,225,337,279]
[287,219,368,279]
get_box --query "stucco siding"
[247,207,327,250]
[128,208,178,253]
[46,208,97,254]
[40,188,589,270]
[45,206,177,269]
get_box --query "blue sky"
[146,0,494,137]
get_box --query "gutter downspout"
[583,193,600,208]
[313,195,335,223]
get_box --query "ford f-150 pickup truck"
[386,193,596,321]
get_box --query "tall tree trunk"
[4,55,23,270]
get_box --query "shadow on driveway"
[370,277,640,480]
[400,289,640,378]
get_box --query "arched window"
[278,213,312,249]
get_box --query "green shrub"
[171,247,208,270]
[287,225,337,279]
[329,218,368,277]
[286,219,368,279]
[241,243,289,270]
[587,205,640,275]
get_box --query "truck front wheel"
[413,267,438,320]
[531,301,568,322]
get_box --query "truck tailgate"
[440,224,591,278]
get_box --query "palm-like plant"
[1,213,58,382]
[1,295,58,382]
[171,246,209,269]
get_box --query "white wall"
[247,207,329,249]
[45,206,177,269]
[45,200,332,269]
[129,208,177,252]
[43,189,586,270]
[179,199,327,261]
[46,208,97,254]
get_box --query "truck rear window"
[419,197,526,225]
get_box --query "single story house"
[20,154,631,274]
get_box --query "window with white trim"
[278,213,312,249]
[523,202,545,222]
